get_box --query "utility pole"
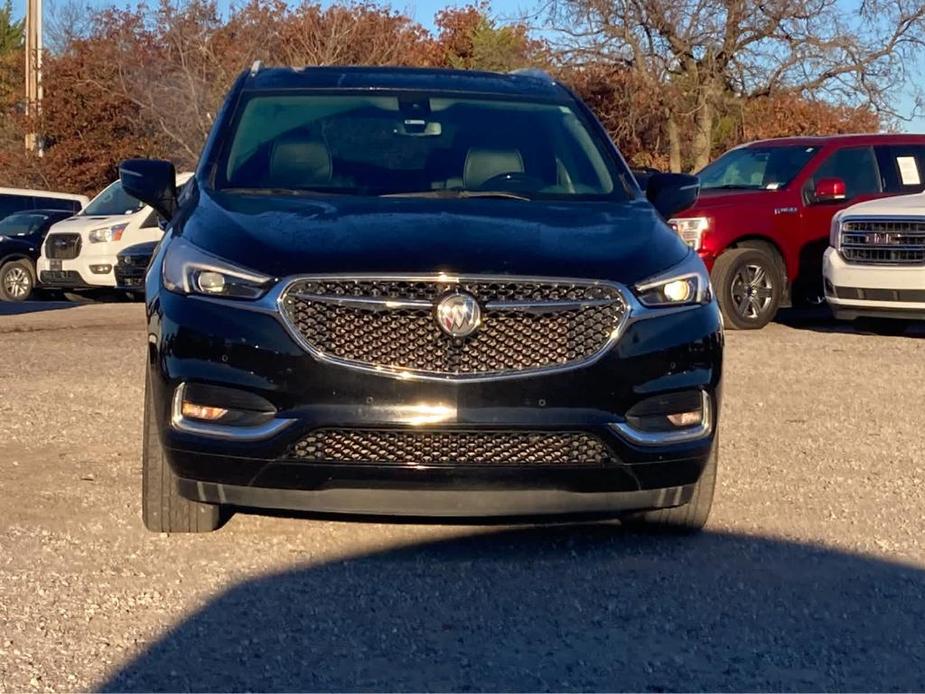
[24,0,42,153]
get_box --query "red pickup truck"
[670,134,925,328]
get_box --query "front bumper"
[37,252,118,288]
[150,282,723,518]
[823,247,925,321]
[178,476,695,517]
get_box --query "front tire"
[621,442,717,533]
[0,260,35,302]
[712,248,782,330]
[142,367,222,533]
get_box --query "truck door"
[797,146,885,299]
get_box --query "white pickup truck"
[824,193,925,334]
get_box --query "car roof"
[0,187,89,202]
[743,133,925,148]
[243,65,570,102]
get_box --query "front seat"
[268,133,333,188]
[463,147,524,189]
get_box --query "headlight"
[668,216,710,250]
[829,212,843,249]
[162,236,273,300]
[635,252,712,308]
[88,224,128,243]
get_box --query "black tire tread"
[622,443,717,533]
[142,368,221,533]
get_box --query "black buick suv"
[121,65,722,534]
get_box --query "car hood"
[179,190,690,285]
[47,212,138,235]
[840,191,925,217]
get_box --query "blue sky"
[13,0,925,132]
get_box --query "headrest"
[269,135,332,187]
[463,147,524,189]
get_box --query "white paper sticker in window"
[897,156,921,185]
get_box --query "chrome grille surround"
[840,218,925,265]
[289,429,614,466]
[277,274,630,381]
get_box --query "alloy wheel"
[3,265,32,300]
[730,263,773,321]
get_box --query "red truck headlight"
[668,216,710,250]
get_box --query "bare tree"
[45,0,95,54]
[544,0,925,170]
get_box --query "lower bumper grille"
[830,285,925,303]
[115,261,147,287]
[289,429,614,466]
[39,270,84,285]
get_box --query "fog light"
[180,402,229,421]
[170,383,293,440]
[666,410,703,427]
[172,382,279,430]
[613,390,713,446]
[90,264,113,274]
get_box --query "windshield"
[216,93,623,200]
[83,180,145,216]
[0,212,54,237]
[699,146,819,191]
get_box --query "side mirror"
[812,177,846,204]
[119,159,178,221]
[646,172,700,218]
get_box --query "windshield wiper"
[704,184,763,190]
[382,190,532,201]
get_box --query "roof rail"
[508,68,555,83]
[250,60,263,77]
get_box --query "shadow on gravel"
[101,526,925,692]
[0,300,82,316]
[776,306,924,338]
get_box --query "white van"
[0,187,88,219]
[37,172,192,290]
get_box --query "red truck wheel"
[712,248,783,329]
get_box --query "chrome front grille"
[289,429,614,466]
[279,275,628,379]
[840,219,925,265]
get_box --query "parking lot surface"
[1,302,924,691]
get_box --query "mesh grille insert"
[289,429,613,466]
[280,276,627,378]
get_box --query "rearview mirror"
[646,173,700,218]
[812,177,846,204]
[119,159,178,221]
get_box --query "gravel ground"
[0,301,924,692]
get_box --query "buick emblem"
[435,292,481,338]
